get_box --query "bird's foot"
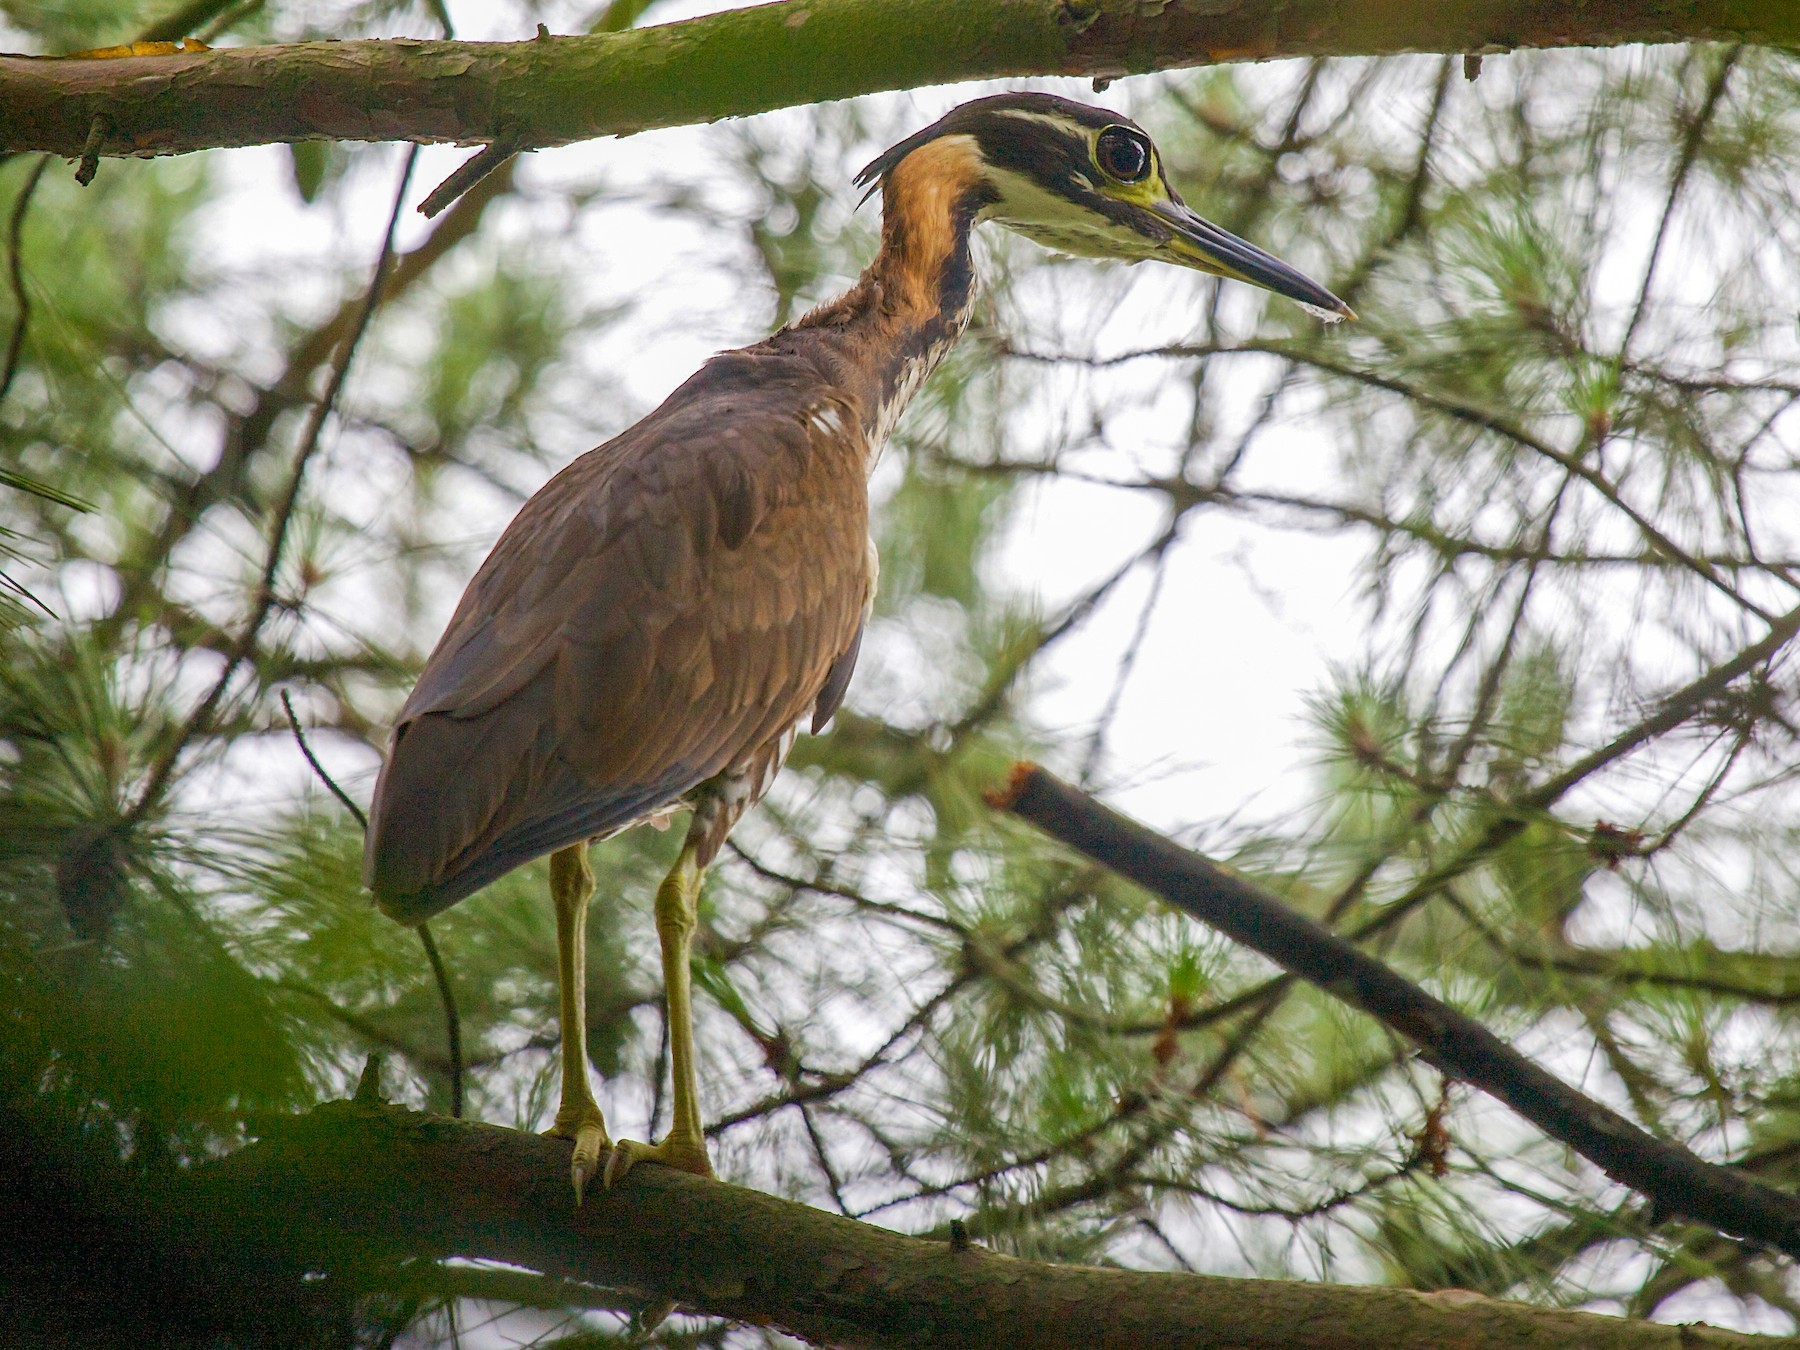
[603,1133,713,1189]
[544,1102,612,1205]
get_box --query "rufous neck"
[782,138,988,448]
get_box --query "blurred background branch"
[995,763,1800,1255]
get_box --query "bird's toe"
[544,1104,611,1206]
[603,1134,714,1189]
[569,1121,610,1204]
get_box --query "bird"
[364,92,1351,1200]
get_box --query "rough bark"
[144,1098,1797,1350]
[993,764,1800,1261]
[4,0,1798,161]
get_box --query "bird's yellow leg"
[544,843,611,1202]
[604,841,714,1186]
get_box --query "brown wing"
[364,355,872,920]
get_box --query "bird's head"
[857,92,1353,320]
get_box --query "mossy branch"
[148,1100,1796,1350]
[4,0,1799,161]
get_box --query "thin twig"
[1011,335,1784,618]
[1521,601,1800,815]
[798,1103,850,1216]
[1615,47,1740,365]
[416,923,465,1119]
[423,0,455,39]
[278,689,368,830]
[1079,541,1174,784]
[127,146,419,826]
[74,114,109,187]
[0,155,48,404]
[1254,346,1766,619]
[277,689,462,1117]
[418,141,515,219]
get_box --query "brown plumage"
[363,93,1348,1198]
[366,134,991,923]
[365,361,873,919]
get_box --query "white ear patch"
[990,108,1091,133]
[980,166,1160,262]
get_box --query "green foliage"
[420,265,570,446]
[5,16,1800,1347]
[284,140,335,203]
[2,0,153,51]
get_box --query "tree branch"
[164,1099,1796,1350]
[5,0,1799,160]
[992,765,1800,1260]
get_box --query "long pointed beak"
[1152,201,1355,320]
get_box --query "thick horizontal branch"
[5,0,1800,160]
[161,1099,1794,1350]
[994,766,1800,1260]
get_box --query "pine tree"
[5,3,1800,1345]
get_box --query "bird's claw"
[603,1134,714,1190]
[544,1105,611,1206]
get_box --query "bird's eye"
[1095,126,1152,184]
